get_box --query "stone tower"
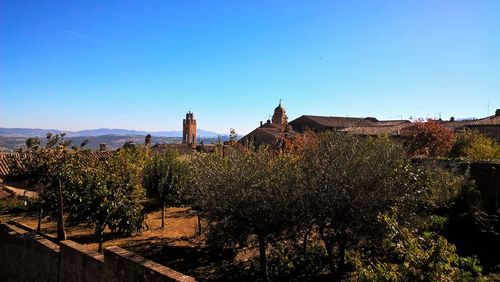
[272,100,288,125]
[183,111,197,145]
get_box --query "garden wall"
[0,222,195,282]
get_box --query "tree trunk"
[197,211,202,235]
[319,226,336,275]
[97,227,104,253]
[57,178,66,241]
[161,203,166,229]
[37,208,43,233]
[303,224,313,254]
[325,240,336,275]
[257,233,268,282]
[336,234,347,280]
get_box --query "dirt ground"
[0,207,255,281]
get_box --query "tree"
[297,133,410,277]
[7,133,77,239]
[449,129,500,161]
[403,119,454,157]
[64,147,146,252]
[143,149,186,229]
[355,211,483,281]
[186,146,300,281]
[229,128,238,144]
[296,132,465,279]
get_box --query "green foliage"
[185,146,301,280]
[187,147,299,242]
[414,164,464,210]
[0,196,27,214]
[297,132,424,277]
[450,129,500,161]
[355,212,485,282]
[185,131,476,280]
[8,133,147,251]
[143,149,185,205]
[143,149,186,228]
[64,147,146,251]
[249,245,329,281]
[229,128,238,143]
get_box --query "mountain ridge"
[0,127,225,138]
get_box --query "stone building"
[441,109,500,140]
[182,111,196,145]
[239,102,298,147]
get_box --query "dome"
[272,100,288,125]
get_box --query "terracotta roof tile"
[240,125,298,147]
[340,122,413,136]
[0,151,110,177]
[291,115,378,128]
[0,153,21,177]
[443,115,500,129]
[150,143,196,155]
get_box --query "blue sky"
[1,0,499,134]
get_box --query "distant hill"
[0,128,223,138]
[0,134,229,152]
[0,128,65,137]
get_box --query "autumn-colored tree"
[403,119,454,157]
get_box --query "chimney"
[496,109,500,117]
[99,143,106,151]
[145,134,152,147]
[260,121,263,126]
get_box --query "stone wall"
[0,221,195,282]
[104,246,194,282]
[0,223,59,282]
[59,240,105,282]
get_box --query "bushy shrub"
[449,130,500,161]
[355,212,485,282]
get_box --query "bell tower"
[183,111,197,145]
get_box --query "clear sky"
[1,0,499,134]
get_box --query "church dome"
[272,100,288,125]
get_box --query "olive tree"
[186,147,301,281]
[297,132,464,278]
